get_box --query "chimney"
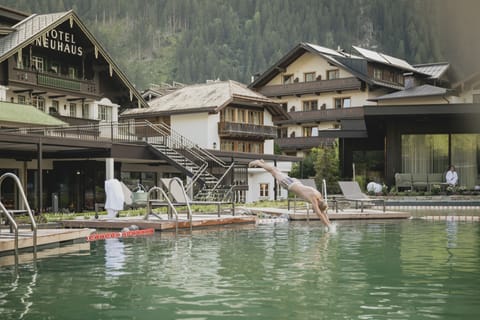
[403,72,416,89]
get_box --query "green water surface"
[1,219,479,320]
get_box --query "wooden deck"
[0,242,90,267]
[245,207,411,221]
[0,228,94,254]
[61,214,257,231]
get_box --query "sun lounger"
[338,181,385,212]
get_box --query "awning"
[0,101,66,127]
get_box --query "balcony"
[218,121,277,139]
[276,128,368,150]
[9,67,99,98]
[258,77,362,97]
[275,136,337,150]
[276,107,365,125]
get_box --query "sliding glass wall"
[401,134,480,188]
[451,134,480,188]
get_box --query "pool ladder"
[0,172,38,260]
[144,178,193,232]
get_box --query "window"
[32,96,45,111]
[280,103,288,112]
[68,66,77,79]
[69,103,77,117]
[221,107,235,122]
[373,68,382,80]
[31,56,44,71]
[49,63,59,73]
[303,126,317,137]
[50,100,59,114]
[283,74,294,84]
[327,69,339,80]
[98,105,112,121]
[278,127,288,138]
[334,97,351,109]
[82,104,89,119]
[220,140,263,153]
[17,95,26,104]
[237,109,246,123]
[473,94,480,103]
[259,183,269,197]
[304,72,316,82]
[220,140,235,152]
[248,110,263,124]
[302,100,318,111]
[37,97,45,112]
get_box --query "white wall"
[208,113,220,150]
[269,52,355,85]
[171,112,211,148]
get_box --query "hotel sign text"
[34,29,83,56]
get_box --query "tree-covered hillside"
[2,0,475,89]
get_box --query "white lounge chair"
[338,181,385,212]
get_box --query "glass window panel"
[401,134,448,174]
[451,134,480,188]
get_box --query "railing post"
[110,121,113,141]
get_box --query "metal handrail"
[0,201,19,259]
[144,186,179,233]
[146,120,227,166]
[0,172,38,255]
[0,121,239,202]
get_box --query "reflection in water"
[105,238,126,278]
[0,220,479,320]
[446,219,457,263]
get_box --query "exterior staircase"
[144,121,238,201]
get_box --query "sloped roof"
[0,11,69,60]
[0,10,148,108]
[368,84,450,101]
[0,101,66,127]
[249,42,424,91]
[121,80,288,118]
[414,62,450,79]
[352,46,418,72]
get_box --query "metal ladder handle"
[0,173,37,251]
[0,201,19,258]
[169,177,193,220]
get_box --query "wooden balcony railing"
[10,67,99,97]
[276,107,365,125]
[258,77,362,97]
[275,136,337,150]
[276,129,368,150]
[218,121,278,139]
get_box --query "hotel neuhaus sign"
[34,29,83,56]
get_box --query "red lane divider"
[87,228,155,241]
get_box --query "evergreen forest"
[2,0,478,90]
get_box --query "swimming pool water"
[1,219,479,320]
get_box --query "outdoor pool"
[1,218,479,320]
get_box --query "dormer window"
[327,69,339,80]
[373,68,382,80]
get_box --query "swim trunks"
[278,174,300,190]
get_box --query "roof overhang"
[0,11,148,109]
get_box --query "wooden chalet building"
[250,43,480,188]
[0,6,247,212]
[121,80,295,202]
